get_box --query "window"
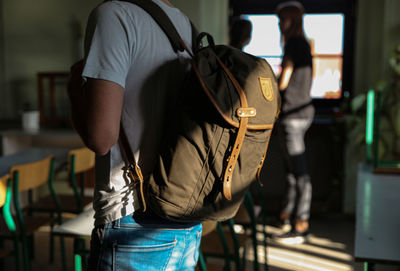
[243,14,344,99]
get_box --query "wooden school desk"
[53,207,94,271]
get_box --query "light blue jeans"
[279,118,313,221]
[88,214,202,271]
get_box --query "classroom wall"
[0,0,228,120]
[171,0,229,44]
[353,0,400,94]
[0,0,398,116]
[0,0,99,119]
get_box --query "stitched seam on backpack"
[186,125,226,216]
[184,124,221,216]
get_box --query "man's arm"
[68,60,124,155]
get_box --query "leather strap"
[191,58,274,130]
[192,60,273,131]
[121,0,198,57]
[214,52,251,200]
[118,124,147,211]
[192,51,251,200]
[121,0,184,53]
[222,115,248,200]
[256,126,274,187]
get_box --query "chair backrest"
[0,174,16,232]
[0,174,10,208]
[10,156,53,192]
[68,148,95,174]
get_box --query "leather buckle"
[236,107,256,118]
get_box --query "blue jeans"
[88,214,202,271]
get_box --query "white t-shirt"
[82,0,192,226]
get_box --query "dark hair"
[229,19,253,50]
[276,1,305,41]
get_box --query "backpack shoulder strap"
[190,21,199,53]
[121,0,194,54]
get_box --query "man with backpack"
[67,0,202,270]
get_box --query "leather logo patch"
[259,77,274,101]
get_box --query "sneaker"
[273,230,309,245]
[280,223,292,233]
[278,212,292,233]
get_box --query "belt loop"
[112,219,119,229]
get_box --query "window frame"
[230,0,356,112]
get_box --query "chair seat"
[0,215,54,237]
[27,194,93,214]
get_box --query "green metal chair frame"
[25,158,67,270]
[58,148,95,215]
[10,156,66,271]
[66,148,95,271]
[29,148,94,218]
[254,184,269,271]
[233,189,269,271]
[0,174,20,271]
[200,218,245,271]
[69,154,89,213]
[242,192,259,271]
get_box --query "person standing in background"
[229,18,253,51]
[274,0,315,243]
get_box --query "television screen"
[243,14,344,99]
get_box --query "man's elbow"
[85,131,118,156]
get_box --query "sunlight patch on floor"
[269,237,353,261]
[267,246,353,271]
[307,235,347,250]
[246,224,355,271]
[258,225,352,261]
[245,244,354,271]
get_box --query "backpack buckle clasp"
[236,107,256,118]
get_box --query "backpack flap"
[191,44,280,200]
[193,45,280,130]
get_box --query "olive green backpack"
[119,0,281,222]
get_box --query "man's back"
[68,1,202,270]
[68,0,202,271]
[82,0,192,226]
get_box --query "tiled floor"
[2,213,399,271]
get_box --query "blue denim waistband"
[105,212,201,229]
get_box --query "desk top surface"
[53,207,95,237]
[355,163,400,263]
[0,148,69,176]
